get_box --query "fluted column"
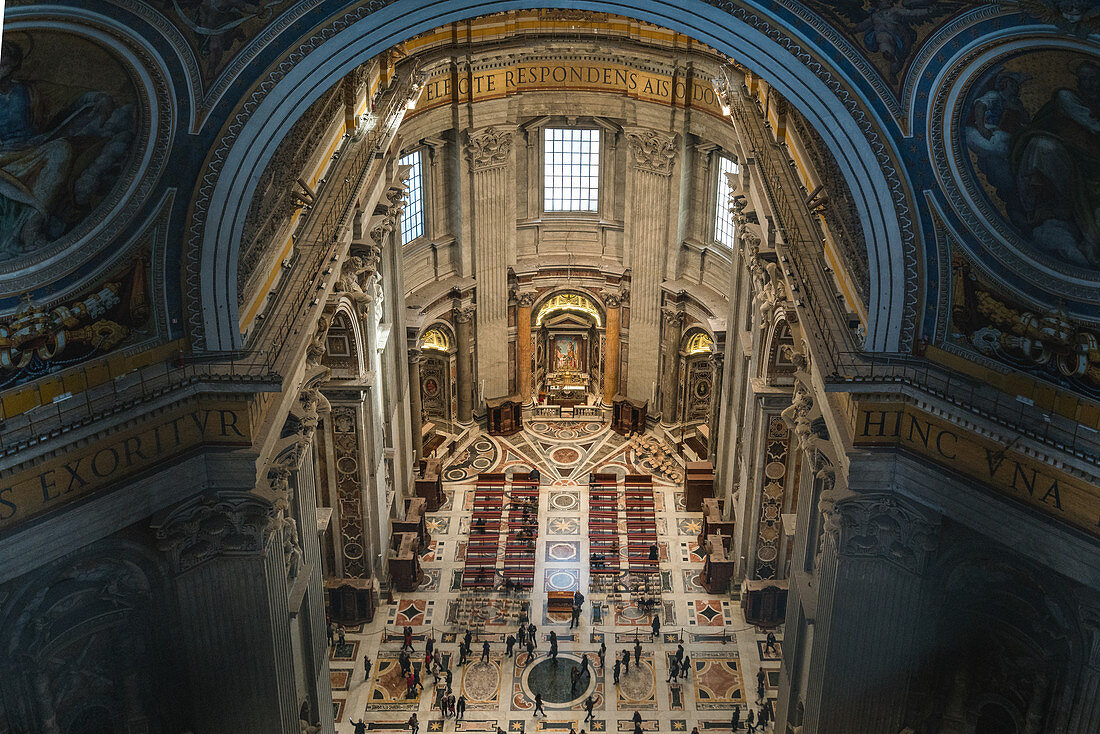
[408,348,424,461]
[602,290,623,405]
[659,308,684,424]
[801,494,939,734]
[466,126,516,400]
[623,128,679,402]
[516,290,535,403]
[454,304,476,424]
[153,493,299,734]
[1068,608,1100,733]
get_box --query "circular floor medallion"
[550,447,581,465]
[523,655,594,704]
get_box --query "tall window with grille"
[714,155,739,248]
[543,128,600,212]
[399,150,424,242]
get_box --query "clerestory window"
[543,128,600,213]
[714,155,739,248]
[399,149,425,242]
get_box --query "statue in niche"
[0,37,137,260]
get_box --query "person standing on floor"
[464,629,472,650]
[526,637,535,659]
[327,621,336,647]
[517,624,527,648]
[570,666,580,693]
[680,654,691,679]
[634,638,642,666]
[456,694,467,721]
[352,718,367,734]
[337,626,346,647]
[622,649,630,672]
[674,643,684,664]
[528,623,538,646]
[412,665,422,691]
[534,692,546,716]
[759,703,771,728]
[650,615,660,640]
[482,640,491,662]
[613,658,621,685]
[404,626,413,651]
[405,670,416,698]
[570,604,581,628]
[363,656,371,680]
[667,659,678,683]
[505,633,515,657]
[632,710,642,728]
[584,694,595,721]
[746,708,755,733]
[549,637,559,661]
[764,631,778,655]
[408,713,419,734]
[731,703,741,730]
[598,640,606,668]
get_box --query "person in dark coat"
[482,640,491,662]
[363,656,372,679]
[731,704,741,730]
[408,713,419,734]
[634,638,642,665]
[584,694,595,721]
[613,658,621,684]
[622,648,630,672]
[506,633,516,657]
[456,694,467,721]
[533,692,546,716]
[650,615,661,640]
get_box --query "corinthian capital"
[829,494,940,575]
[514,289,537,308]
[626,129,678,175]
[600,289,623,309]
[153,493,277,574]
[455,304,477,324]
[466,126,513,171]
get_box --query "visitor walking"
[408,714,419,734]
[534,692,546,716]
[456,694,467,721]
[584,694,595,721]
[363,656,372,679]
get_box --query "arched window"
[420,327,450,352]
[684,330,714,355]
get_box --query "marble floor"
[332,421,781,732]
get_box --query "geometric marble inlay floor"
[334,423,782,732]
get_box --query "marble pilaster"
[601,290,623,405]
[454,304,476,424]
[408,348,424,461]
[623,128,678,403]
[466,126,516,400]
[153,493,299,734]
[659,307,684,424]
[516,290,536,403]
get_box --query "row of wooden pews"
[463,473,505,588]
[625,474,659,574]
[588,472,620,574]
[503,472,539,588]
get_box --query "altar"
[544,372,589,407]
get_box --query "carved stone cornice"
[153,493,277,574]
[465,126,513,171]
[625,129,678,175]
[825,494,940,575]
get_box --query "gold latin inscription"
[851,403,1100,538]
[0,399,253,531]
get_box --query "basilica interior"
[1,3,1100,734]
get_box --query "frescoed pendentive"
[952,45,1100,276]
[0,30,144,267]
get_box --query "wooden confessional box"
[486,395,523,436]
[324,577,376,624]
[741,578,789,626]
[388,532,423,592]
[413,457,445,511]
[611,395,647,435]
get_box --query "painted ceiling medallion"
[939,40,1100,297]
[0,20,169,295]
